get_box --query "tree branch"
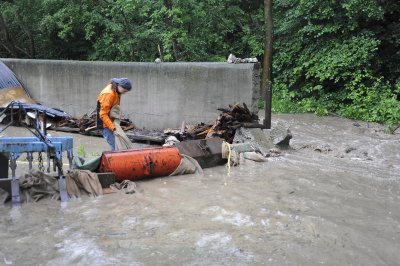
[0,14,18,57]
[15,12,36,58]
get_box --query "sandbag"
[65,169,103,198]
[169,154,204,176]
[222,141,267,164]
[221,141,240,166]
[3,170,103,203]
[19,170,60,202]
[110,180,137,194]
[110,105,134,150]
[243,151,267,162]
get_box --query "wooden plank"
[50,126,81,133]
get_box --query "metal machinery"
[0,101,74,206]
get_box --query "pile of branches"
[170,103,261,143]
[206,103,261,143]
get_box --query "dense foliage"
[1,0,399,128]
[271,0,400,131]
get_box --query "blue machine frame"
[0,136,73,206]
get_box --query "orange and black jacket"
[96,84,120,131]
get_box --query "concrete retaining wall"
[2,59,260,130]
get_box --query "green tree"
[0,0,44,58]
[271,0,400,126]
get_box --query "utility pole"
[262,0,273,129]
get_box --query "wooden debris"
[125,129,166,144]
[84,125,97,132]
[164,102,260,143]
[179,123,213,141]
[206,103,259,143]
[52,111,134,134]
[2,101,259,146]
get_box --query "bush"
[263,76,400,131]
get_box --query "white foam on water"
[203,206,254,227]
[196,232,232,248]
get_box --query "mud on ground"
[0,113,399,265]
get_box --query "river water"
[1,113,399,265]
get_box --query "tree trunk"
[262,0,273,128]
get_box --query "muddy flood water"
[1,113,399,265]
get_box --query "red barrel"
[99,146,181,181]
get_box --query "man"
[97,78,132,150]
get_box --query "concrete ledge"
[2,59,260,130]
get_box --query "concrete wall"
[2,59,260,130]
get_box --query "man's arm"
[99,95,116,131]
